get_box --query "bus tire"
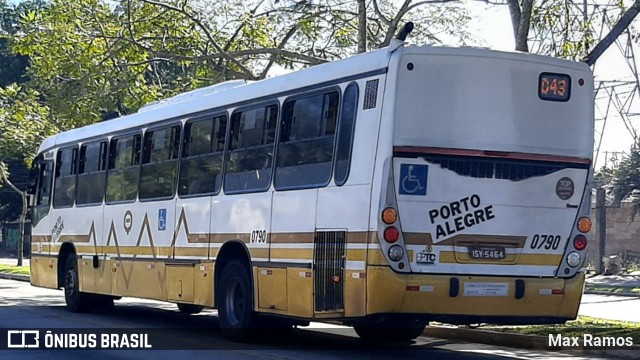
[63,254,91,313]
[177,303,204,314]
[218,260,255,342]
[354,319,427,342]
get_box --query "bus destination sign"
[538,72,570,102]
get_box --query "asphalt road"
[0,279,620,360]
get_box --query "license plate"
[468,246,506,260]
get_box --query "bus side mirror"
[25,205,32,221]
[27,167,38,195]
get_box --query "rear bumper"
[366,266,584,325]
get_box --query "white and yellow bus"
[28,28,594,341]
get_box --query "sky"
[467,2,640,171]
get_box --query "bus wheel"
[354,319,427,342]
[177,303,204,314]
[63,254,90,312]
[218,260,255,342]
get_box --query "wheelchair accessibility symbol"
[399,164,428,196]
[158,209,167,231]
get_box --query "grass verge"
[483,316,640,344]
[0,264,30,276]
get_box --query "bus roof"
[38,46,392,153]
[38,44,590,153]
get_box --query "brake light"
[577,217,591,233]
[383,226,399,243]
[573,235,587,251]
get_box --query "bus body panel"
[27,44,594,330]
[366,266,584,323]
[213,192,272,262]
[394,157,588,276]
[393,48,594,159]
[173,196,212,260]
[380,47,593,278]
[102,199,176,299]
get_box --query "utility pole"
[596,188,607,274]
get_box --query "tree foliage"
[8,0,474,127]
[596,141,640,202]
[0,84,55,162]
[0,0,47,87]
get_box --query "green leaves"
[0,83,55,162]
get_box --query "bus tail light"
[573,235,587,251]
[577,217,591,233]
[382,207,398,224]
[383,226,399,243]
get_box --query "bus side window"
[334,83,359,186]
[224,104,277,194]
[53,146,78,208]
[178,115,226,196]
[139,125,181,200]
[32,158,53,225]
[76,140,107,205]
[275,90,339,190]
[106,133,141,203]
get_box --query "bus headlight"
[566,251,581,267]
[388,245,404,261]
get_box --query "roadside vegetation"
[483,316,640,344]
[585,284,640,295]
[0,264,30,276]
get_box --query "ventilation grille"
[416,155,581,181]
[314,230,346,312]
[363,79,379,110]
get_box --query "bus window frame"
[138,122,182,202]
[75,139,108,207]
[105,131,142,205]
[52,145,79,209]
[31,155,54,226]
[274,86,341,191]
[223,100,279,195]
[333,82,360,186]
[178,112,229,199]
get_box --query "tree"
[0,84,56,265]
[507,0,640,65]
[1,0,50,264]
[595,140,640,204]
[9,0,473,127]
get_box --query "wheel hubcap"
[65,270,75,297]
[225,280,244,326]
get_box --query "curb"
[584,289,640,298]
[423,326,640,359]
[0,272,30,282]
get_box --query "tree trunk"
[506,0,522,43]
[516,0,534,52]
[506,0,534,52]
[0,161,26,266]
[18,193,27,266]
[357,0,367,53]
